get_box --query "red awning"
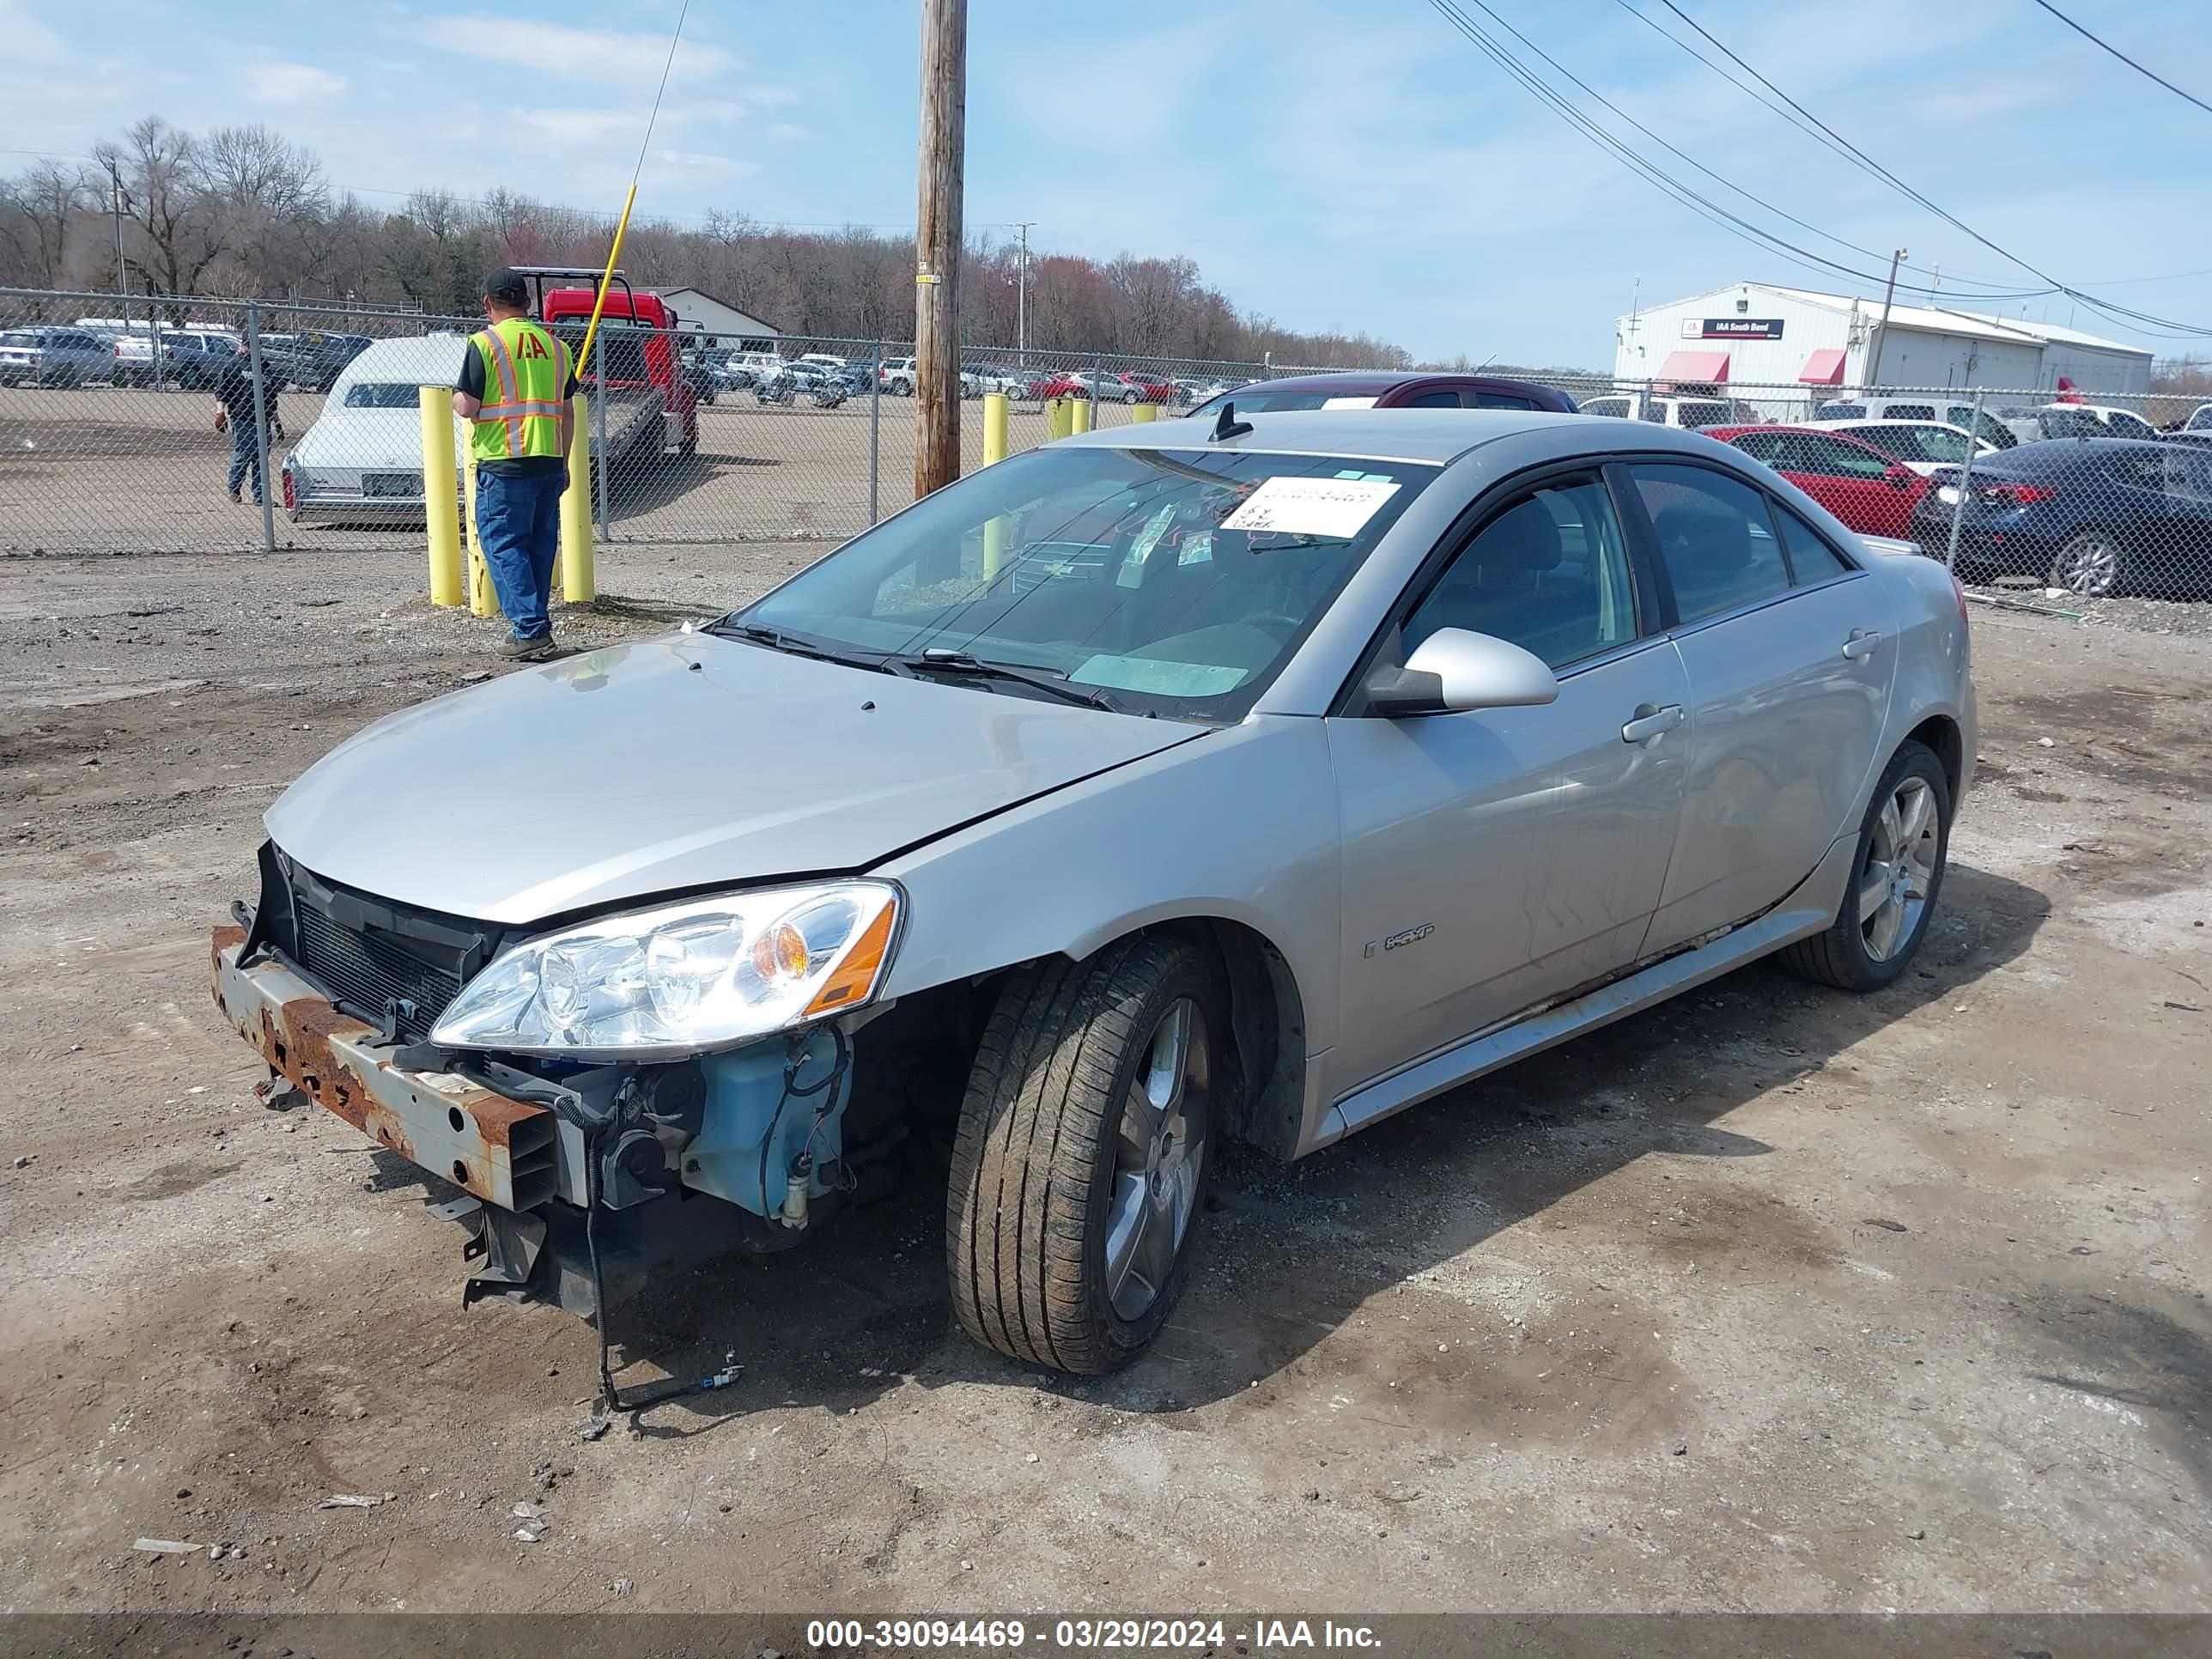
[1798,348,1847,386]
[1656,349,1729,386]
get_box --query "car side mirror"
[1366,628,1560,717]
[1886,465,1914,489]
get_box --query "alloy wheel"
[1857,776,1940,963]
[2054,535,2120,597]
[1103,997,1209,1322]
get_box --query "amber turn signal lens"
[751,921,809,982]
[804,901,897,1015]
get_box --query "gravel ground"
[3,541,2211,1620]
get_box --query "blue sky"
[4,0,2209,367]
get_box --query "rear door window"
[1883,404,1936,422]
[1466,390,1539,410]
[1774,503,1858,583]
[1400,390,1460,409]
[1676,401,1732,428]
[1581,397,1631,419]
[1629,464,1793,625]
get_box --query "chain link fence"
[6,287,2210,611]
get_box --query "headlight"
[1936,485,1961,506]
[430,881,901,1060]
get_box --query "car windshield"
[1880,425,1972,463]
[735,443,1436,722]
[343,382,422,410]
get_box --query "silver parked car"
[210,409,1973,1378]
[0,325,117,387]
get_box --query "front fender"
[872,715,1340,1056]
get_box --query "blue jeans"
[474,467,565,641]
[226,424,263,503]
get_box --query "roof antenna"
[1209,400,1253,443]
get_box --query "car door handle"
[1842,629,1882,661]
[1621,702,1685,744]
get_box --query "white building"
[1613,281,2152,400]
[653,287,781,350]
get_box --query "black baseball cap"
[481,266,531,307]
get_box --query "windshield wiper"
[896,647,1123,713]
[710,620,890,672]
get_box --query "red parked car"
[1114,371,1176,404]
[1704,424,1930,540]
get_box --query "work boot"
[497,634,557,663]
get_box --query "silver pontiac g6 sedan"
[211,408,1973,1378]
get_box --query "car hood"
[264,633,1204,925]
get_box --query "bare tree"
[94,116,225,295]
[1,161,86,288]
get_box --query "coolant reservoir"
[683,1028,849,1217]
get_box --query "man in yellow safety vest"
[452,267,578,662]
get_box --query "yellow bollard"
[1130,402,1158,423]
[1071,394,1092,435]
[463,453,498,617]
[982,392,1008,466]
[420,386,464,605]
[559,393,595,603]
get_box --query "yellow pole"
[1071,394,1092,435]
[1046,398,1071,440]
[575,183,640,381]
[464,453,498,617]
[981,392,1007,465]
[1130,402,1158,423]
[559,393,595,603]
[420,386,463,605]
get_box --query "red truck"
[509,265,699,465]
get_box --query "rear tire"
[1780,740,1950,993]
[947,936,1224,1375]
[2050,531,2127,599]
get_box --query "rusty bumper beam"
[210,927,559,1211]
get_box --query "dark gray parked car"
[211,409,1975,1380]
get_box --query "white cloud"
[0,0,67,64]
[245,62,348,105]
[507,107,639,155]
[741,83,801,108]
[769,122,806,143]
[419,15,736,86]
[654,149,759,178]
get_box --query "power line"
[1423,1,2056,307]
[2028,0,2212,118]
[1631,0,2211,338]
[1441,0,2052,301]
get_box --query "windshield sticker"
[1222,475,1401,539]
[1070,654,1249,697]
[1320,395,1379,410]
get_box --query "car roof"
[1065,406,1650,465]
[1808,416,1968,432]
[329,333,471,391]
[1223,369,1556,397]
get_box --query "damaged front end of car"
[210,840,915,1321]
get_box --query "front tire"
[947,937,1223,1375]
[1780,740,1950,992]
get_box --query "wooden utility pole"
[1868,246,1907,390]
[915,0,967,500]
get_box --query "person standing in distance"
[453,267,579,662]
[214,344,280,506]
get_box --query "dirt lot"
[0,381,1146,556]
[3,540,2211,1620]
